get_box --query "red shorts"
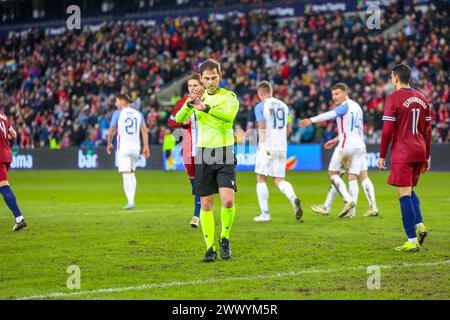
[388,162,425,187]
[184,157,196,178]
[0,162,11,181]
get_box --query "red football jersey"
[380,88,432,164]
[168,96,197,159]
[0,111,13,163]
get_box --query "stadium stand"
[0,1,448,148]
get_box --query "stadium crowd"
[0,2,448,149]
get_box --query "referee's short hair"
[116,93,131,103]
[331,83,349,93]
[199,59,221,75]
[256,81,273,94]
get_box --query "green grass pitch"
[0,170,449,300]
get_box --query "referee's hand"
[190,99,206,111]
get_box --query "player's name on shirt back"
[402,96,429,109]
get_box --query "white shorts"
[255,149,286,178]
[360,154,368,171]
[329,148,366,175]
[337,154,368,173]
[117,149,140,173]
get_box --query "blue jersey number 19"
[270,108,286,129]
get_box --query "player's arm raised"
[298,104,345,127]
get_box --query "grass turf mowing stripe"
[16,260,450,300]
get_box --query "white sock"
[131,173,137,204]
[349,180,359,205]
[16,215,24,223]
[361,178,377,209]
[131,173,137,191]
[278,180,297,203]
[330,175,352,203]
[323,185,337,211]
[123,174,135,205]
[256,183,269,215]
[415,222,424,229]
[408,237,418,244]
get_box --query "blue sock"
[411,191,423,225]
[399,195,416,239]
[0,186,22,219]
[194,195,201,218]
[189,179,201,218]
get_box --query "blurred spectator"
[0,4,448,148]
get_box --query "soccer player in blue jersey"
[107,94,150,209]
[300,83,367,218]
[253,81,303,222]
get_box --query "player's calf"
[0,185,27,231]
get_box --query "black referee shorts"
[193,146,237,196]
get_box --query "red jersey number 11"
[0,121,6,139]
[411,108,420,135]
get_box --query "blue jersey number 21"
[270,108,286,129]
[125,117,138,135]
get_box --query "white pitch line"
[14,260,450,300]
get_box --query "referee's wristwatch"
[204,104,211,113]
